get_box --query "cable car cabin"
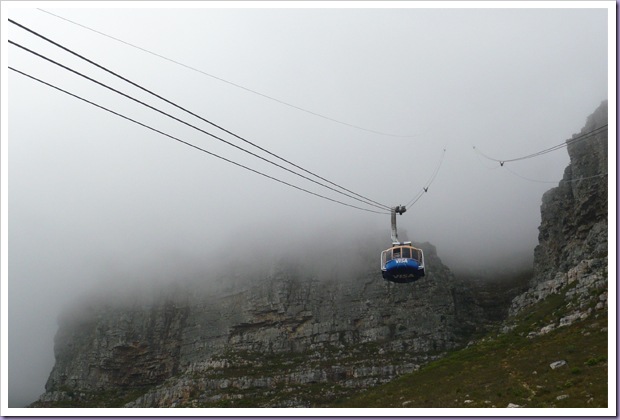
[380,242,425,283]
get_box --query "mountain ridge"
[30,101,609,408]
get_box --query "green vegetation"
[334,301,608,408]
[183,276,608,409]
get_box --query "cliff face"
[37,240,485,407]
[33,102,609,408]
[532,101,608,285]
[509,100,608,320]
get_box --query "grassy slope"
[333,288,608,408]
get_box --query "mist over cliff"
[36,227,489,407]
[24,99,609,410]
[5,5,610,410]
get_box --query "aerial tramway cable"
[11,17,453,286]
[9,66,390,215]
[472,125,608,184]
[9,19,392,212]
[10,19,447,218]
[9,38,391,213]
[9,21,450,283]
[472,125,608,165]
[35,10,417,140]
[404,148,446,208]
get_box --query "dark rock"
[532,100,608,286]
[509,101,608,327]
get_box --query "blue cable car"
[381,242,425,283]
[380,205,426,283]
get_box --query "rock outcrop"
[508,100,608,321]
[532,100,608,286]
[35,240,486,407]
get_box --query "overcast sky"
[2,1,612,408]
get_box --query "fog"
[2,3,611,408]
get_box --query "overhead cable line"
[9,39,390,212]
[9,66,389,215]
[36,9,416,139]
[9,19,391,212]
[404,148,446,208]
[473,146,503,170]
[473,125,608,165]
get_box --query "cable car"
[380,205,426,283]
[381,241,425,283]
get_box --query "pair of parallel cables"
[473,124,609,184]
[9,18,444,215]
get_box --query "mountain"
[30,101,608,408]
[532,100,608,286]
[336,100,609,408]
[510,100,608,321]
[32,236,495,408]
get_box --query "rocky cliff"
[32,102,609,408]
[34,239,487,407]
[532,100,608,285]
[334,102,609,409]
[508,100,608,323]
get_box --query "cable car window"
[393,248,401,258]
[402,248,411,259]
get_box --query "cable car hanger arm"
[391,205,406,244]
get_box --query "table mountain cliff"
[535,101,608,279]
[31,101,608,408]
[336,101,608,409]
[510,99,608,318]
[34,236,491,407]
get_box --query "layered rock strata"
[36,241,484,407]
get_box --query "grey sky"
[2,2,612,409]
